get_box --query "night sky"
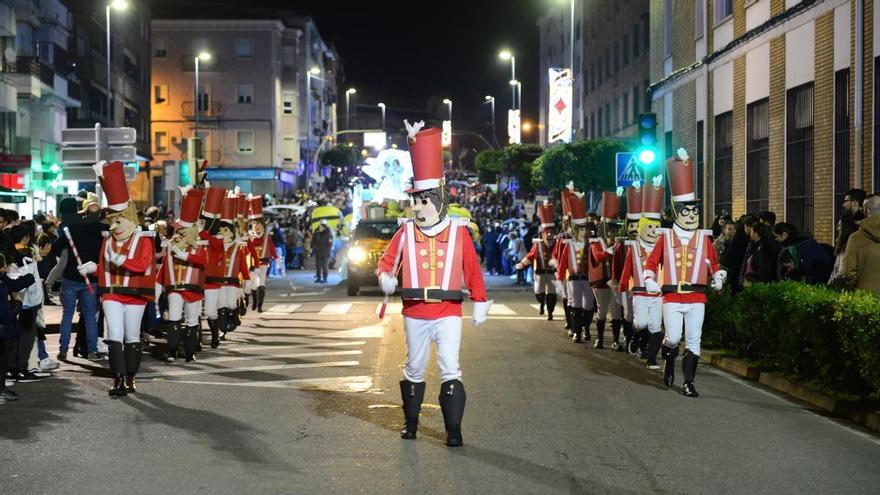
[151,0,545,126]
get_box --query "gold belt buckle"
[676,281,693,294]
[422,286,442,303]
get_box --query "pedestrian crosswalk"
[252,301,550,318]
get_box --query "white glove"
[549,258,557,268]
[710,269,727,291]
[471,300,493,327]
[172,246,189,261]
[644,278,661,294]
[605,247,615,255]
[77,261,98,276]
[378,272,397,295]
[160,238,171,249]
[109,253,126,267]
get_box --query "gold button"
[687,261,693,267]
[675,253,681,259]
[422,262,429,269]
[675,261,681,267]
[437,249,444,256]
[419,249,427,256]
[642,261,647,267]
[687,253,694,260]
[437,261,445,269]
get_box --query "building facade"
[151,19,301,197]
[650,0,880,243]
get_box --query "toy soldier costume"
[248,195,276,313]
[589,191,624,350]
[516,201,557,320]
[556,189,596,344]
[614,185,641,354]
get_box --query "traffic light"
[179,160,191,186]
[47,163,63,188]
[636,113,658,169]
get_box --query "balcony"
[181,101,223,118]
[0,72,15,112]
[3,57,53,99]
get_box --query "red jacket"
[520,240,554,272]
[252,232,277,264]
[644,227,719,304]
[588,239,613,288]
[618,240,659,298]
[556,240,589,281]
[157,245,207,303]
[98,232,156,305]
[203,233,250,288]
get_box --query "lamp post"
[377,102,386,131]
[499,50,516,110]
[345,88,357,129]
[306,67,326,192]
[442,98,452,121]
[193,51,211,138]
[485,95,498,148]
[105,0,128,123]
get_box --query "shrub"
[834,290,880,397]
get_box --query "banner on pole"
[508,109,521,145]
[441,120,452,148]
[548,68,573,143]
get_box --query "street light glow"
[509,79,519,86]
[309,67,321,75]
[109,0,128,10]
[442,98,451,105]
[499,50,512,60]
[197,52,211,61]
[346,88,357,95]
[377,102,385,108]
[485,95,493,101]
[522,121,532,132]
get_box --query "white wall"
[785,21,815,89]
[835,3,851,72]
[713,62,734,115]
[746,43,770,104]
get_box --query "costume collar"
[673,224,695,241]
[638,238,655,252]
[416,217,450,238]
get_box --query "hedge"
[704,281,878,398]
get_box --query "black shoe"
[439,380,466,448]
[56,352,67,361]
[680,382,699,398]
[109,376,127,397]
[400,380,426,440]
[0,388,19,401]
[208,319,220,349]
[17,371,44,382]
[594,320,605,349]
[662,346,678,387]
[646,358,661,370]
[547,313,553,321]
[125,375,137,394]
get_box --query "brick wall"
[732,55,746,218]
[768,36,786,217]
[861,0,874,188]
[814,11,835,244]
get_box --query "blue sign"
[204,168,277,181]
[615,152,643,187]
[279,170,295,184]
[508,178,519,193]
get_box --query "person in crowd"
[713,222,736,261]
[289,225,305,270]
[742,222,779,286]
[772,222,834,284]
[589,191,624,350]
[5,224,44,382]
[0,253,37,403]
[37,233,57,306]
[843,194,880,294]
[482,224,500,275]
[843,188,867,220]
[497,227,511,275]
[508,231,527,285]
[758,210,776,227]
[828,213,860,286]
[312,220,333,283]
[733,214,760,292]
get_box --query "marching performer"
[236,192,256,318]
[516,201,557,320]
[613,185,641,355]
[157,186,207,363]
[204,194,250,341]
[555,196,574,333]
[248,195,276,313]
[588,192,624,350]
[86,161,156,397]
[376,121,490,448]
[200,187,226,348]
[643,150,726,397]
[556,189,595,344]
[619,178,666,370]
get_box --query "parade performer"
[200,187,226,348]
[555,186,577,333]
[643,150,726,397]
[157,186,207,363]
[516,201,557,320]
[377,121,490,448]
[236,192,257,317]
[619,178,666,370]
[556,189,595,344]
[86,161,156,397]
[589,192,624,349]
[204,194,249,341]
[614,185,641,355]
[248,195,276,313]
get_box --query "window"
[282,46,295,71]
[643,15,650,51]
[155,131,168,154]
[695,0,705,39]
[153,38,166,58]
[633,24,640,58]
[123,49,141,85]
[196,85,210,112]
[623,92,629,125]
[236,130,255,154]
[714,111,734,218]
[282,92,296,115]
[664,0,673,57]
[623,33,629,65]
[834,69,850,221]
[614,41,620,72]
[715,0,733,24]
[786,83,815,234]
[746,99,770,213]
[235,38,254,58]
[282,136,296,163]
[154,84,168,105]
[696,121,705,201]
[236,84,254,104]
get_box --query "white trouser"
[204,288,220,319]
[620,292,634,322]
[533,273,556,294]
[103,300,145,344]
[167,292,203,327]
[593,287,622,321]
[403,315,462,383]
[221,286,239,309]
[567,280,595,310]
[632,295,663,333]
[662,302,705,355]
[556,278,568,299]
[249,266,268,291]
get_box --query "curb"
[702,350,880,434]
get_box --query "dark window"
[786,83,815,234]
[697,120,705,202]
[746,99,770,213]
[633,24,640,58]
[123,51,141,85]
[623,33,629,65]
[714,111,734,218]
[835,69,851,221]
[614,41,620,72]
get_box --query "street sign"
[60,146,137,163]
[615,152,643,187]
[163,161,179,191]
[62,127,136,145]
[123,164,137,181]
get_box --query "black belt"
[568,274,588,280]
[98,286,154,297]
[632,286,647,293]
[260,258,270,263]
[401,288,463,302]
[167,283,204,294]
[206,276,239,285]
[661,284,707,294]
[534,269,554,274]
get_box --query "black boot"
[184,326,199,362]
[438,380,467,447]
[257,286,265,313]
[563,299,571,330]
[399,380,426,440]
[123,342,142,393]
[249,290,256,311]
[230,306,241,330]
[645,332,663,369]
[594,320,606,349]
[611,319,624,351]
[165,320,182,363]
[208,319,220,348]
[662,345,679,387]
[583,311,593,341]
[624,321,638,355]
[680,350,700,398]
[239,297,248,317]
[535,293,545,315]
[571,308,583,343]
[545,293,557,321]
[196,321,203,353]
[638,329,651,356]
[108,341,127,397]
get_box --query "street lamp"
[484,95,497,147]
[194,51,211,138]
[442,98,452,120]
[345,88,357,129]
[377,102,386,131]
[105,0,128,123]
[499,49,516,110]
[306,67,328,192]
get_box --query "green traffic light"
[638,148,656,165]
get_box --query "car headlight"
[348,246,368,264]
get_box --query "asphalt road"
[2,270,879,495]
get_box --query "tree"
[502,144,543,194]
[534,139,628,197]
[474,148,505,184]
[321,144,359,169]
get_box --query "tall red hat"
[625,184,643,220]
[203,187,225,219]
[407,126,443,193]
[176,186,204,228]
[92,161,129,211]
[248,195,263,220]
[221,194,237,224]
[600,191,621,222]
[641,177,666,220]
[566,193,587,226]
[666,154,698,203]
[537,202,555,230]
[235,193,248,220]
[561,190,572,216]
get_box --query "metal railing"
[2,57,54,88]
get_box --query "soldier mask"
[172,224,199,249]
[108,204,139,241]
[673,202,701,231]
[250,220,265,237]
[410,187,447,228]
[600,221,620,245]
[219,223,235,244]
[626,219,640,239]
[638,218,662,245]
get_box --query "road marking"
[195,349,362,364]
[320,303,352,314]
[138,360,359,379]
[162,375,374,393]
[265,303,301,313]
[227,341,366,352]
[375,302,403,314]
[323,325,387,339]
[530,304,542,312]
[488,304,516,315]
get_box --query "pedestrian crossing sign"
[615,152,643,187]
